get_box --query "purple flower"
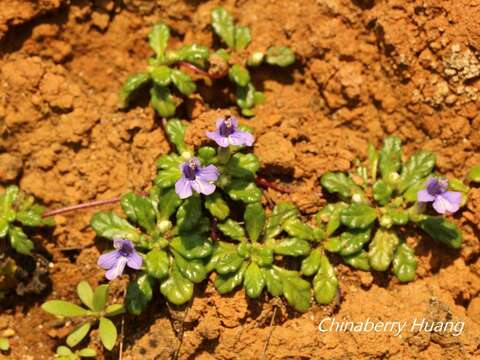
[206,116,254,147]
[98,238,143,280]
[417,178,461,214]
[175,158,219,199]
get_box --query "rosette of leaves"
[119,23,209,118]
[154,119,263,220]
[319,136,465,282]
[210,7,295,116]
[0,185,54,255]
[208,202,321,312]
[42,281,124,351]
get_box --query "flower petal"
[439,191,461,213]
[216,117,225,129]
[113,238,133,252]
[229,116,238,129]
[197,165,219,182]
[98,250,120,270]
[417,189,435,203]
[206,131,230,147]
[105,256,127,280]
[175,177,193,199]
[228,131,254,146]
[127,251,143,270]
[191,178,216,196]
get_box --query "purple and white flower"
[98,238,142,280]
[417,178,461,215]
[175,158,219,199]
[206,116,254,147]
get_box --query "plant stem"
[177,61,211,78]
[256,177,290,194]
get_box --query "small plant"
[54,346,96,360]
[318,136,467,281]
[119,7,295,118]
[42,281,124,351]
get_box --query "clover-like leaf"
[321,172,362,199]
[118,73,150,108]
[244,202,265,242]
[125,274,153,315]
[91,212,140,242]
[372,180,393,206]
[342,250,370,271]
[300,248,322,276]
[235,26,251,50]
[149,23,170,57]
[265,203,299,239]
[282,218,314,241]
[243,262,265,298]
[121,193,156,232]
[8,226,33,255]
[171,69,196,96]
[225,179,262,203]
[229,64,251,87]
[273,238,310,257]
[151,85,177,118]
[392,242,416,282]
[418,217,462,249]
[340,204,377,229]
[313,255,338,305]
[215,262,247,294]
[338,228,372,256]
[99,317,117,351]
[205,192,230,220]
[368,229,400,271]
[379,136,402,182]
[42,301,89,317]
[211,7,235,48]
[265,46,295,67]
[66,322,91,348]
[217,219,246,241]
[397,151,436,194]
[225,153,260,179]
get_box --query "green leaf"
[118,73,150,108]
[215,248,245,274]
[398,151,436,194]
[176,195,202,232]
[225,179,262,203]
[149,23,170,57]
[251,246,273,266]
[105,304,125,317]
[278,268,311,312]
[229,64,251,87]
[418,217,462,249]
[283,218,314,241]
[121,193,156,232]
[170,69,196,96]
[243,262,265,298]
[342,250,371,271]
[92,284,109,312]
[78,348,96,357]
[379,136,402,182]
[339,228,372,256]
[0,218,8,238]
[262,267,283,296]
[368,229,400,271]
[316,202,348,236]
[125,275,153,315]
[156,153,182,170]
[301,248,322,276]
[197,146,216,165]
[265,203,299,239]
[76,281,94,310]
[160,265,194,305]
[217,219,246,241]
[244,202,265,242]
[172,44,209,67]
[467,164,480,183]
[404,179,427,203]
[66,322,91,347]
[155,168,182,189]
[236,83,256,110]
[150,65,171,86]
[151,85,177,118]
[158,188,182,220]
[321,172,362,199]
[171,233,212,259]
[235,26,251,50]
[215,262,247,294]
[173,251,207,283]
[385,208,409,226]
[313,255,338,305]
[367,142,379,182]
[211,7,235,48]
[273,238,310,257]
[324,236,341,253]
[8,226,33,255]
[247,51,265,67]
[145,249,169,279]
[90,212,140,242]
[56,346,72,356]
[42,300,89,317]
[205,193,230,220]
[0,337,9,352]
[392,242,417,282]
[265,46,295,67]
[165,119,188,154]
[99,317,117,351]
[225,153,260,179]
[372,180,393,206]
[340,204,377,229]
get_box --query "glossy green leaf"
[379,136,402,182]
[386,208,409,225]
[235,26,251,51]
[170,233,212,259]
[418,217,462,249]
[165,119,188,154]
[265,203,299,239]
[215,248,245,274]
[125,275,153,315]
[121,193,156,232]
[118,72,150,108]
[15,203,52,227]
[236,82,256,110]
[225,179,262,203]
[105,304,125,317]
[339,228,372,256]
[197,146,216,165]
[0,186,18,224]
[340,204,377,229]
[76,281,94,310]
[324,236,341,253]
[392,242,417,282]
[278,268,311,312]
[66,322,91,347]
[367,142,379,182]
[373,180,393,206]
[78,348,96,357]
[92,284,109,312]
[397,151,436,193]
[229,64,250,87]
[342,250,370,271]
[8,226,33,255]
[313,255,338,304]
[150,65,171,86]
[251,246,273,266]
[99,317,117,351]
[205,192,230,220]
[154,167,181,188]
[243,262,265,298]
[316,202,348,236]
[225,153,260,179]
[368,229,400,271]
[217,219,246,241]
[262,267,283,296]
[215,262,247,294]
[467,164,480,183]
[42,300,89,317]
[173,251,207,283]
[151,85,177,118]
[144,249,169,279]
[90,212,139,242]
[176,195,201,232]
[56,346,72,356]
[175,45,209,67]
[321,172,362,199]
[273,238,310,256]
[171,69,196,96]
[283,218,314,241]
[149,23,170,57]
[211,7,235,48]
[247,51,265,66]
[157,188,182,220]
[301,248,322,276]
[0,218,8,238]
[265,46,295,67]
[404,179,427,203]
[244,202,265,242]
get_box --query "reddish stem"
[177,61,225,80]
[256,177,290,194]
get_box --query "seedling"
[318,136,466,282]
[54,346,96,360]
[0,185,54,255]
[42,281,124,351]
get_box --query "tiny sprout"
[175,158,219,199]
[206,116,254,147]
[55,345,96,359]
[417,178,461,214]
[98,238,143,280]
